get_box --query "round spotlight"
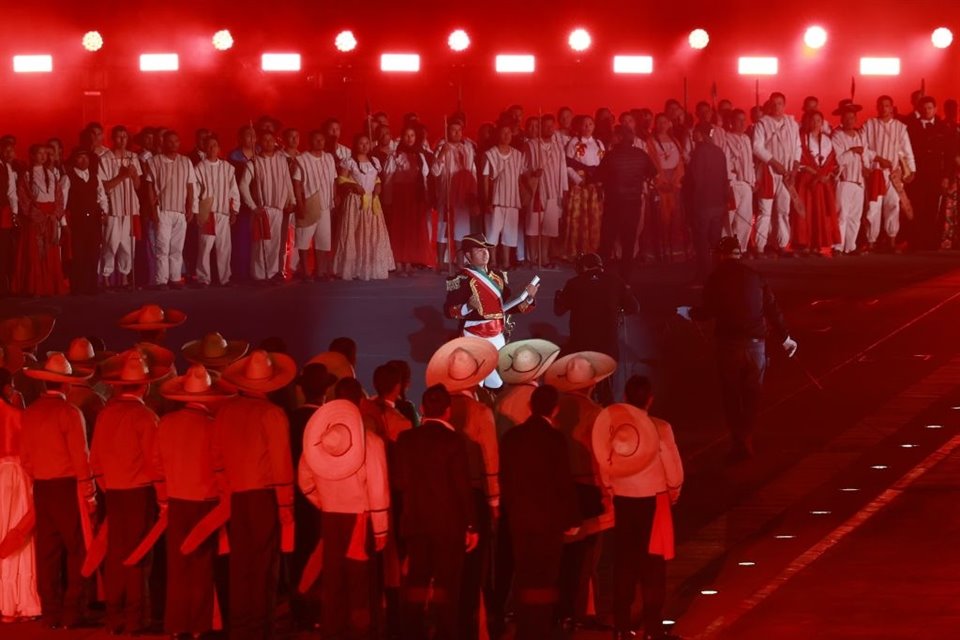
[335,30,357,53]
[82,31,104,52]
[932,27,954,49]
[689,28,710,50]
[804,25,827,49]
[212,29,234,51]
[568,28,592,52]
[448,29,470,52]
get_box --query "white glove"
[783,336,798,358]
[676,306,693,321]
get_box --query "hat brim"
[306,352,355,382]
[832,105,863,116]
[160,372,237,402]
[303,399,365,480]
[544,351,618,392]
[181,339,251,368]
[22,365,92,383]
[426,337,499,393]
[51,349,116,371]
[591,404,659,478]
[221,352,297,393]
[0,314,56,349]
[118,308,187,331]
[498,339,562,385]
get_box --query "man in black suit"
[683,122,730,282]
[500,385,580,639]
[394,384,479,640]
[906,96,954,249]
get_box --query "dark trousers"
[490,514,513,631]
[511,530,565,640]
[165,498,217,634]
[612,496,666,634]
[402,532,464,640]
[599,198,644,283]
[290,494,322,629]
[717,339,767,447]
[104,486,156,631]
[907,178,942,250]
[460,489,490,640]
[33,478,86,626]
[692,208,724,282]
[320,512,372,640]
[0,227,15,295]
[229,489,279,640]
[558,533,601,621]
[69,215,101,294]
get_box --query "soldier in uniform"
[443,233,539,390]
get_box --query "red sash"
[464,318,505,338]
[130,215,142,240]
[867,170,887,202]
[647,492,675,560]
[252,209,271,241]
[758,164,775,199]
[202,213,216,236]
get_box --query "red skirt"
[12,203,67,297]
[386,182,435,267]
[795,175,841,250]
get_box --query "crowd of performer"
[1,89,958,298]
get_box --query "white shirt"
[724,131,756,186]
[431,141,478,211]
[564,137,604,186]
[294,151,337,207]
[483,146,525,208]
[27,166,60,204]
[147,154,198,214]
[524,137,569,200]
[649,136,682,171]
[752,115,801,170]
[832,129,874,185]
[602,414,684,499]
[99,150,142,217]
[239,153,296,210]
[195,159,240,215]
[60,168,109,213]
[343,157,381,195]
[2,163,17,215]
[862,117,916,174]
[803,132,834,168]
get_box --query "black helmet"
[715,237,743,258]
[576,253,604,273]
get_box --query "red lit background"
[0,0,954,146]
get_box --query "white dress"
[0,457,41,619]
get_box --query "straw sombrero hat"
[498,339,561,386]
[23,352,93,383]
[544,351,617,393]
[0,315,55,349]
[54,338,115,372]
[181,332,250,369]
[221,350,297,393]
[132,342,175,370]
[591,404,659,478]
[118,304,187,331]
[425,337,498,393]
[160,364,236,403]
[303,399,365,481]
[100,349,172,385]
[306,351,355,383]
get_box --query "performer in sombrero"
[443,233,540,390]
[0,314,56,406]
[180,332,250,372]
[493,339,561,437]
[118,304,187,347]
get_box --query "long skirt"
[796,176,841,250]
[386,182,435,266]
[562,183,602,256]
[0,458,42,619]
[332,194,396,281]
[12,204,66,297]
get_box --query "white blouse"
[345,157,381,194]
[804,133,833,167]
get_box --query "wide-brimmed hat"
[54,337,115,372]
[0,314,56,349]
[23,352,93,383]
[460,233,495,252]
[160,364,236,403]
[303,399,365,480]
[100,349,172,385]
[132,342,175,370]
[544,351,617,392]
[831,99,863,116]
[426,337,498,393]
[181,332,250,369]
[0,345,27,373]
[118,304,187,331]
[498,339,561,385]
[306,351,355,383]
[591,404,659,478]
[221,350,297,393]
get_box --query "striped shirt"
[862,118,916,174]
[98,150,142,216]
[147,154,197,214]
[195,159,241,215]
[431,141,478,210]
[724,132,757,186]
[240,153,295,210]
[294,151,337,207]
[483,146,525,208]
[524,137,569,200]
[832,129,873,184]
[752,115,801,169]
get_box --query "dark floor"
[3,251,960,639]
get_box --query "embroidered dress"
[332,158,395,281]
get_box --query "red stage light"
[140,53,178,72]
[82,31,103,52]
[689,29,709,50]
[212,29,234,51]
[860,57,900,76]
[448,29,470,52]
[335,30,357,53]
[13,55,53,73]
[496,54,535,73]
[262,53,301,72]
[613,55,653,74]
[380,53,420,72]
[738,57,778,75]
[568,28,591,52]
[804,26,827,49]
[932,27,953,49]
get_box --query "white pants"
[284,214,299,277]
[525,198,562,237]
[294,208,332,252]
[196,213,232,285]
[486,206,520,248]
[154,209,187,285]
[836,181,865,253]
[727,181,754,253]
[100,215,134,277]
[462,329,506,389]
[437,204,472,244]
[251,206,283,280]
[865,181,900,243]
[754,174,791,251]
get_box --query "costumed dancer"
[62,150,109,295]
[830,101,872,254]
[722,109,757,253]
[13,144,66,296]
[431,118,479,268]
[98,126,142,290]
[145,131,198,289]
[292,130,337,281]
[862,95,916,251]
[751,92,801,255]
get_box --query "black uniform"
[906,117,954,249]
[64,168,103,294]
[0,162,14,295]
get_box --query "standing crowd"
[2,88,958,298]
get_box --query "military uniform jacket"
[444,266,534,338]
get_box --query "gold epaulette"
[446,275,466,292]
